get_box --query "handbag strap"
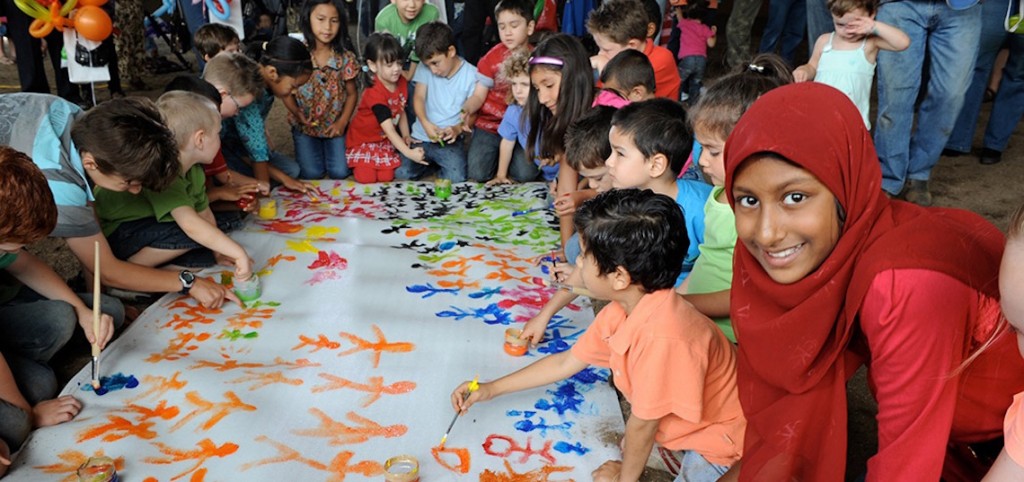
[1007,0,1024,32]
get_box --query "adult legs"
[875,0,929,195]
[461,0,498,64]
[759,0,793,57]
[805,0,834,57]
[946,0,1007,153]
[727,0,765,67]
[905,3,981,183]
[982,34,1024,154]
[779,0,807,65]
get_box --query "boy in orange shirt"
[451,189,744,482]
[588,0,681,99]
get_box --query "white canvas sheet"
[7,181,626,481]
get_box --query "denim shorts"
[107,211,246,268]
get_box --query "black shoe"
[980,148,1002,165]
[903,179,933,207]
[942,148,967,157]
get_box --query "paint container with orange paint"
[504,328,528,356]
[383,455,419,482]
[77,456,118,482]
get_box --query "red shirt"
[644,38,681,99]
[347,77,409,147]
[474,43,513,135]
[203,149,228,179]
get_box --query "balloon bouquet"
[14,0,114,90]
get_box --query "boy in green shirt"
[94,92,254,283]
[375,0,440,78]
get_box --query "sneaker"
[903,179,933,207]
[979,147,1002,165]
[942,148,967,157]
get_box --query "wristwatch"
[178,270,195,295]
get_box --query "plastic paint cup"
[77,456,118,482]
[233,273,261,302]
[383,455,419,482]
[434,178,451,200]
[504,328,528,357]
[258,198,277,219]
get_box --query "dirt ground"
[0,23,1021,482]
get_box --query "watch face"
[181,271,195,284]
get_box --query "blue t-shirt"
[0,93,98,238]
[497,104,559,182]
[676,178,713,284]
[411,58,478,142]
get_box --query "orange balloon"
[72,5,111,41]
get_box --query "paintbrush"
[511,204,553,217]
[91,241,101,390]
[531,276,595,298]
[306,189,320,203]
[440,376,479,448]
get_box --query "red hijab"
[723,83,1005,481]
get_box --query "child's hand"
[459,111,477,133]
[450,380,493,413]
[554,191,580,216]
[439,126,458,144]
[551,261,576,283]
[591,460,623,482]
[282,177,315,194]
[190,277,239,308]
[75,306,114,349]
[422,122,441,143]
[234,257,254,282]
[32,395,82,427]
[325,119,348,137]
[848,16,875,36]
[793,66,812,83]
[486,175,514,186]
[521,314,551,345]
[405,145,428,165]
[538,157,559,167]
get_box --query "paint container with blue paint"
[234,273,261,302]
[383,455,419,482]
[77,456,118,482]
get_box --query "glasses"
[226,93,242,113]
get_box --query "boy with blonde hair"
[93,92,253,285]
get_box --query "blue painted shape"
[570,366,610,386]
[405,283,461,298]
[553,441,590,455]
[513,415,574,437]
[81,373,140,396]
[438,241,457,251]
[468,287,502,299]
[536,327,586,354]
[535,381,585,415]
[436,303,513,325]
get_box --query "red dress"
[346,77,408,170]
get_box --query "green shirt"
[685,186,737,342]
[94,164,210,237]
[374,3,440,63]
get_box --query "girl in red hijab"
[723,82,1024,481]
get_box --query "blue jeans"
[874,0,981,194]
[107,211,246,268]
[673,450,730,482]
[291,128,351,179]
[395,139,468,182]
[759,0,807,65]
[466,128,540,182]
[0,290,123,449]
[806,0,834,57]
[221,137,303,182]
[678,56,708,103]
[947,0,1024,153]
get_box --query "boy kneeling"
[451,189,744,481]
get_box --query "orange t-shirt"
[643,39,682,100]
[571,289,744,465]
[1005,392,1024,466]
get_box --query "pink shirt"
[676,18,714,59]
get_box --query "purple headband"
[529,56,564,67]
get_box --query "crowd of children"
[2,0,1024,480]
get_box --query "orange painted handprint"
[311,373,415,406]
[336,324,414,368]
[292,408,407,445]
[144,438,239,481]
[171,391,257,432]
